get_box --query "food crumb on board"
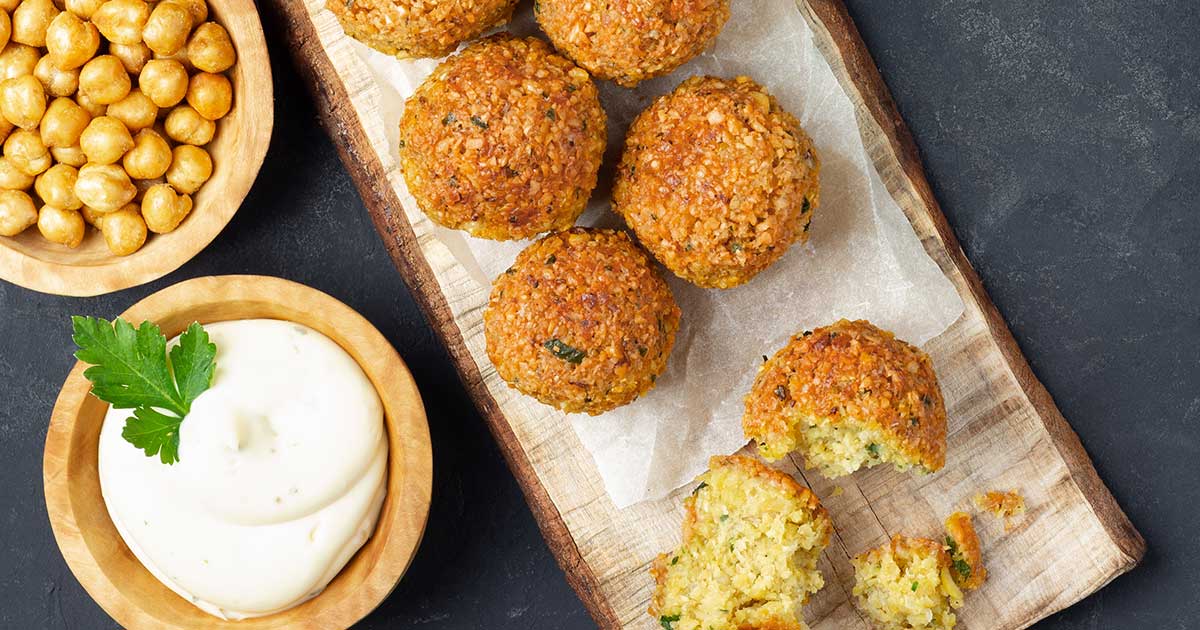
[974,490,1026,532]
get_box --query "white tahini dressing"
[98,319,388,620]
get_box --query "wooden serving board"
[269,2,1145,628]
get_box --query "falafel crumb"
[943,512,987,591]
[974,490,1026,532]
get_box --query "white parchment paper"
[351,0,964,508]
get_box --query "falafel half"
[535,0,731,87]
[651,455,831,630]
[328,0,519,59]
[484,228,680,415]
[852,534,965,630]
[399,35,607,240]
[613,75,820,289]
[743,319,947,477]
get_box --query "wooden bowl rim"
[43,275,433,629]
[0,0,274,297]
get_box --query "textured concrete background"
[0,0,1195,628]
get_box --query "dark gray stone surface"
[0,1,1194,628]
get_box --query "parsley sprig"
[71,316,216,465]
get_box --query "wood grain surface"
[270,1,1145,628]
[43,275,433,630]
[0,0,274,297]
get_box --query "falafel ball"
[535,0,731,87]
[484,228,680,415]
[743,319,947,477]
[327,0,519,59]
[613,75,820,289]
[399,35,607,240]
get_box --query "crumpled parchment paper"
[351,0,964,508]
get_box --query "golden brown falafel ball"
[327,0,518,58]
[743,319,947,477]
[484,228,680,414]
[613,75,819,289]
[399,35,607,240]
[535,0,731,87]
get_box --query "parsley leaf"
[954,558,972,579]
[544,338,585,364]
[72,317,216,465]
[660,614,681,630]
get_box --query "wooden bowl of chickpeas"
[0,0,271,296]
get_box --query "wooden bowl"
[44,275,432,629]
[0,0,273,297]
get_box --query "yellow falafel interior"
[852,535,964,630]
[651,455,831,630]
[743,319,947,478]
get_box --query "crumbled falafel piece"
[943,512,987,591]
[852,534,964,630]
[743,319,947,477]
[328,0,519,59]
[399,34,607,240]
[651,455,831,630]
[974,490,1026,532]
[484,228,679,414]
[536,0,731,87]
[613,75,819,288]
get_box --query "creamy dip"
[98,319,388,620]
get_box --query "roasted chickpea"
[12,0,58,47]
[75,89,107,117]
[121,127,169,178]
[0,0,16,12]
[0,10,11,52]
[162,0,204,25]
[40,97,90,147]
[0,188,36,234]
[185,72,230,121]
[100,203,145,254]
[0,74,45,128]
[34,162,80,208]
[138,58,187,107]
[4,128,49,174]
[132,173,160,199]
[163,104,212,145]
[163,143,209,193]
[44,11,98,70]
[79,115,133,164]
[33,55,78,97]
[140,181,190,232]
[0,155,33,188]
[79,202,106,226]
[0,42,39,79]
[109,40,150,74]
[0,116,10,143]
[37,203,84,246]
[64,0,103,18]
[106,88,157,131]
[79,55,131,105]
[186,22,235,73]
[92,0,148,45]
[142,0,191,56]
[50,142,85,166]
[75,161,135,211]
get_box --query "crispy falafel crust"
[944,511,987,591]
[650,455,831,630]
[743,319,947,472]
[327,0,519,58]
[484,228,680,414]
[535,0,731,87]
[613,75,820,288]
[399,35,607,240]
